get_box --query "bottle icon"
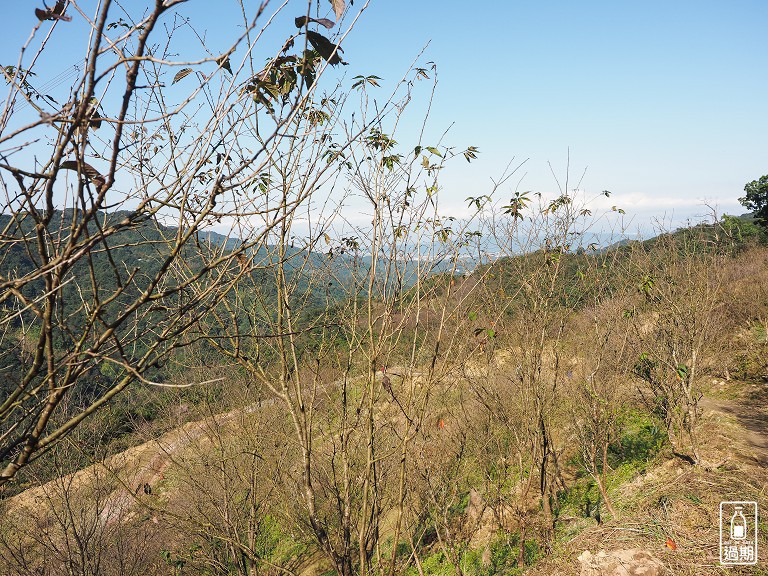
[730,505,747,540]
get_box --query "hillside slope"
[2,370,766,575]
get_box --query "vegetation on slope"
[2,209,767,575]
[1,1,767,575]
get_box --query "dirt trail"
[6,400,266,525]
[96,417,218,525]
[9,375,766,536]
[9,368,408,525]
[97,400,272,525]
[701,390,768,467]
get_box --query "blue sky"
[2,1,766,234]
[342,1,768,230]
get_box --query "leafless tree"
[194,55,487,573]
[0,445,161,575]
[0,0,370,487]
[464,182,627,549]
[626,227,727,465]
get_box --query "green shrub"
[609,408,666,468]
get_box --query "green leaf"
[295,15,335,29]
[435,228,451,242]
[383,154,402,170]
[255,172,271,193]
[306,30,346,66]
[352,75,381,90]
[366,129,396,151]
[307,108,330,126]
[501,191,530,220]
[425,146,442,157]
[278,68,298,95]
[216,56,232,74]
[60,159,106,191]
[303,69,315,90]
[466,195,490,211]
[172,68,193,84]
[463,146,479,162]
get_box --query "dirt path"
[96,400,271,525]
[12,367,406,525]
[701,391,768,467]
[97,416,218,525]
[5,400,268,526]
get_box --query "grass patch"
[403,532,539,576]
[609,408,667,469]
[556,408,667,526]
